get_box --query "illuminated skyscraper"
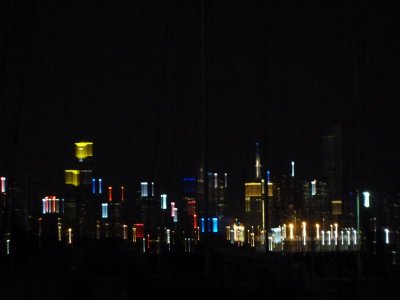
[182,177,197,229]
[244,143,266,233]
[40,195,64,245]
[301,179,329,222]
[207,172,228,230]
[64,141,97,244]
[136,181,159,234]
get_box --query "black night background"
[1,1,400,299]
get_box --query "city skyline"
[1,1,399,203]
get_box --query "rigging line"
[163,7,174,204]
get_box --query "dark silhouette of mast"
[200,0,211,285]
[201,0,209,238]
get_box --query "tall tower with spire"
[244,142,266,242]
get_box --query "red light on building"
[134,223,144,238]
[193,214,197,229]
[108,186,112,202]
[42,196,62,214]
[187,199,196,216]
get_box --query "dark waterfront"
[1,239,399,299]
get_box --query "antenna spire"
[255,142,261,179]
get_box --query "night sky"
[1,1,399,212]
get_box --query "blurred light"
[166,229,171,245]
[96,223,101,239]
[68,228,72,244]
[6,239,10,255]
[363,191,370,208]
[291,161,295,177]
[141,182,148,197]
[212,217,218,233]
[353,229,357,245]
[289,223,294,240]
[102,203,108,218]
[385,228,390,244]
[122,224,128,240]
[42,196,62,214]
[311,180,317,196]
[171,202,175,217]
[1,176,6,193]
[108,186,112,202]
[334,223,338,246]
[201,218,205,233]
[92,178,96,194]
[99,178,102,194]
[161,194,167,210]
[132,227,137,243]
[282,224,287,239]
[226,226,231,240]
[58,226,62,241]
[121,186,125,201]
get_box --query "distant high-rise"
[207,172,228,231]
[323,125,344,218]
[182,177,197,230]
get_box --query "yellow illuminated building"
[245,182,262,197]
[331,200,342,215]
[245,182,262,212]
[267,182,273,197]
[75,142,93,161]
[65,170,80,186]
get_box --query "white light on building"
[68,228,73,244]
[311,180,317,196]
[384,228,390,244]
[141,182,148,197]
[363,191,370,208]
[161,194,167,210]
[291,161,295,177]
